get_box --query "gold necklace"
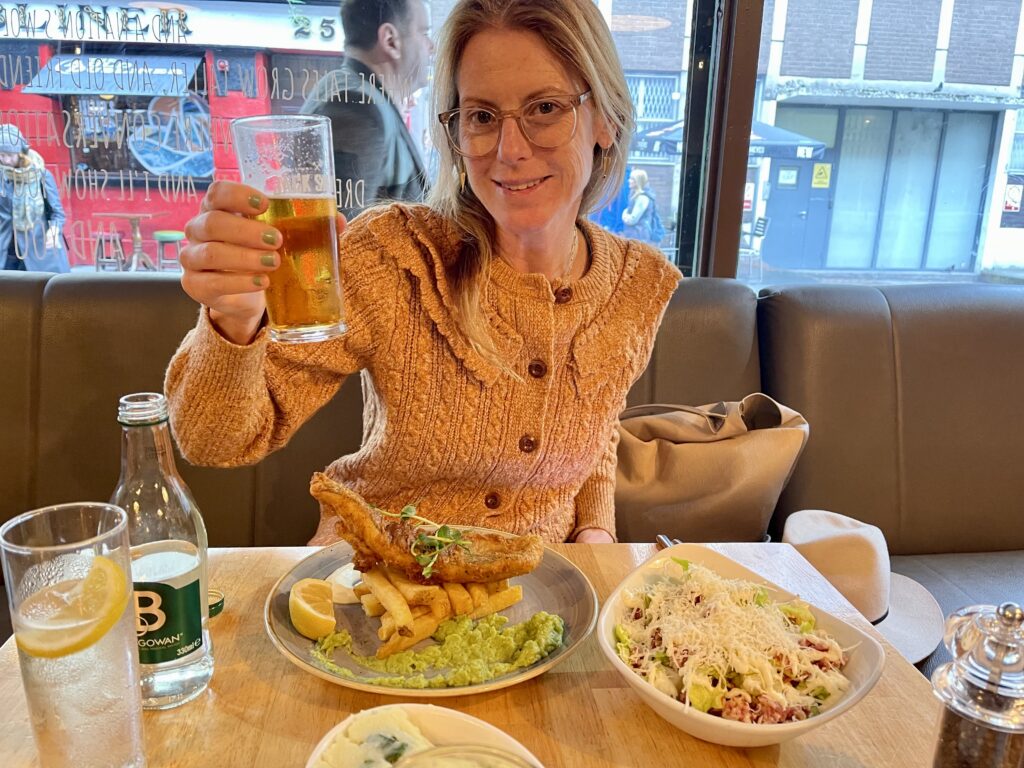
[561,226,580,283]
[497,226,581,282]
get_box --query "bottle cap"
[932,602,1024,732]
[118,392,169,425]
[208,588,225,618]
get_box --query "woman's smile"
[493,175,550,195]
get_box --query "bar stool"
[94,232,127,271]
[154,230,186,271]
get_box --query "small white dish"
[596,543,885,748]
[305,703,543,768]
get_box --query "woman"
[166,0,681,545]
[621,168,658,244]
[0,124,69,273]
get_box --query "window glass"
[826,109,891,269]
[927,112,993,269]
[738,0,1024,286]
[876,110,943,269]
[1,1,710,273]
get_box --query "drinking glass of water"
[0,503,146,768]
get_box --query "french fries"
[442,583,473,616]
[430,591,452,622]
[377,613,442,659]
[466,582,489,609]
[470,585,523,620]
[337,566,526,659]
[383,568,442,607]
[362,568,415,636]
[379,605,432,641]
[360,593,385,617]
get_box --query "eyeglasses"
[438,91,592,158]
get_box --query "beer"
[256,195,345,340]
[232,115,344,343]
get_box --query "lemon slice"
[289,577,336,640]
[15,555,129,659]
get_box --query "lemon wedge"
[15,555,129,659]
[289,578,336,640]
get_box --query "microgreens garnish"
[378,503,471,579]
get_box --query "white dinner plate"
[305,703,544,767]
[265,540,597,697]
[597,543,886,748]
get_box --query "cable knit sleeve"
[571,421,620,541]
[164,217,397,467]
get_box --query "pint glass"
[0,503,146,768]
[231,115,345,343]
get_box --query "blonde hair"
[426,0,634,371]
[630,168,649,196]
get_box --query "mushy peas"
[312,611,564,688]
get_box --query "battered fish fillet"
[310,473,544,583]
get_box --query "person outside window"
[0,124,69,273]
[302,0,435,220]
[165,0,682,546]
[621,168,660,244]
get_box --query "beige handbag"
[615,393,809,543]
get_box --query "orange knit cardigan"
[165,204,681,543]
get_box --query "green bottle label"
[133,578,203,664]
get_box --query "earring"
[453,163,466,193]
[601,149,611,179]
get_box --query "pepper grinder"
[931,602,1024,767]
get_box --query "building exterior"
[0,0,344,266]
[752,0,1024,274]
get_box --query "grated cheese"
[616,558,851,724]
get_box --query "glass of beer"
[230,115,344,343]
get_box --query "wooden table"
[94,212,164,271]
[0,544,942,767]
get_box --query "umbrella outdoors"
[633,119,825,160]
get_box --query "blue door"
[762,156,831,269]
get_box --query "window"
[731,0,1024,286]
[1007,110,1024,173]
[0,0,721,271]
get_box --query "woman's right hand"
[182,181,281,345]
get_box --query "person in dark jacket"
[621,168,659,244]
[1,124,69,273]
[301,0,434,220]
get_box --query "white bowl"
[596,543,885,748]
[305,703,544,768]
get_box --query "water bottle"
[111,392,214,710]
[931,602,1024,767]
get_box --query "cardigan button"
[484,492,501,510]
[527,359,547,379]
[518,434,537,453]
[554,286,573,304]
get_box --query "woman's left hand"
[575,528,614,544]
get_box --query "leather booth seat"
[756,284,1024,675]
[1,272,1022,675]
